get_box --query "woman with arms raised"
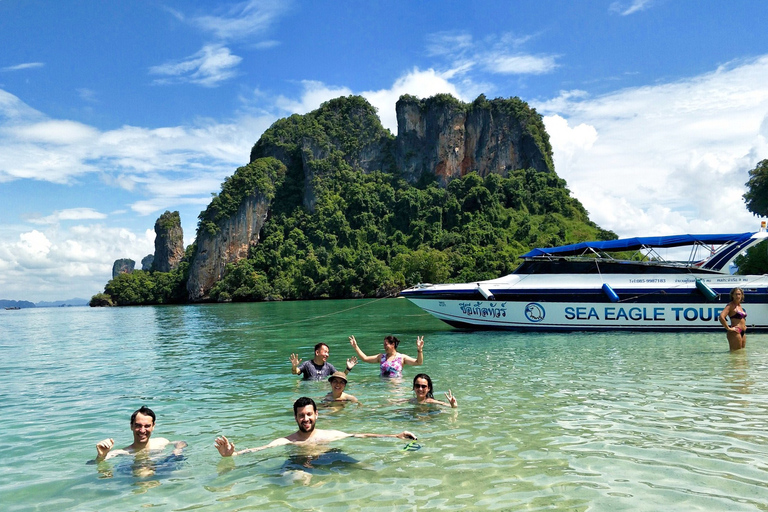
[348,334,424,378]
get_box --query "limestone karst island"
[91,93,615,307]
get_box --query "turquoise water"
[1,299,768,511]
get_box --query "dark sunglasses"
[414,384,429,389]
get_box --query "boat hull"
[405,298,768,332]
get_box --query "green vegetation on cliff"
[208,166,611,301]
[198,157,286,235]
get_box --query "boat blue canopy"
[521,232,756,258]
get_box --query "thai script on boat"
[565,305,725,322]
[458,301,507,318]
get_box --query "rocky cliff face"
[395,94,553,186]
[186,157,286,301]
[141,254,154,270]
[152,211,184,272]
[251,94,551,208]
[112,258,135,278]
[186,193,271,301]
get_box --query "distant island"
[92,93,616,307]
[1,298,89,309]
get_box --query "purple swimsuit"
[380,353,403,378]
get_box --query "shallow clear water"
[1,299,767,511]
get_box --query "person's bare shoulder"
[148,437,171,450]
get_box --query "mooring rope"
[262,296,391,328]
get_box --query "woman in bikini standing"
[719,287,747,351]
[348,335,424,377]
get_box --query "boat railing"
[523,254,710,269]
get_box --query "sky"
[2,0,768,302]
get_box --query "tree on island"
[735,159,768,274]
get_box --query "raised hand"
[215,436,236,457]
[416,336,424,352]
[349,335,358,348]
[445,389,457,408]
[346,356,358,371]
[289,353,301,368]
[96,438,114,459]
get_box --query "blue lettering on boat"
[458,301,508,319]
[603,307,665,321]
[672,306,726,322]
[570,305,726,323]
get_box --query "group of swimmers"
[94,334,455,464]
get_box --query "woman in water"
[348,335,424,378]
[410,374,457,408]
[719,287,747,351]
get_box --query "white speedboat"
[400,226,768,331]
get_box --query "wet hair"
[293,397,317,415]
[384,335,400,349]
[413,373,434,399]
[130,406,156,425]
[314,342,329,353]
[730,287,744,301]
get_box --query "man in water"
[94,406,187,461]
[290,343,357,380]
[214,397,415,457]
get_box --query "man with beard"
[214,397,416,457]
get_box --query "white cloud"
[1,62,44,72]
[542,114,598,172]
[0,88,276,209]
[28,208,107,225]
[131,196,213,216]
[610,0,654,16]
[193,0,288,41]
[0,89,46,122]
[0,224,156,301]
[483,54,558,75]
[18,230,52,259]
[274,80,353,115]
[149,44,242,87]
[14,120,99,144]
[539,56,768,237]
[425,31,559,79]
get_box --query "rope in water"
[262,296,391,328]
